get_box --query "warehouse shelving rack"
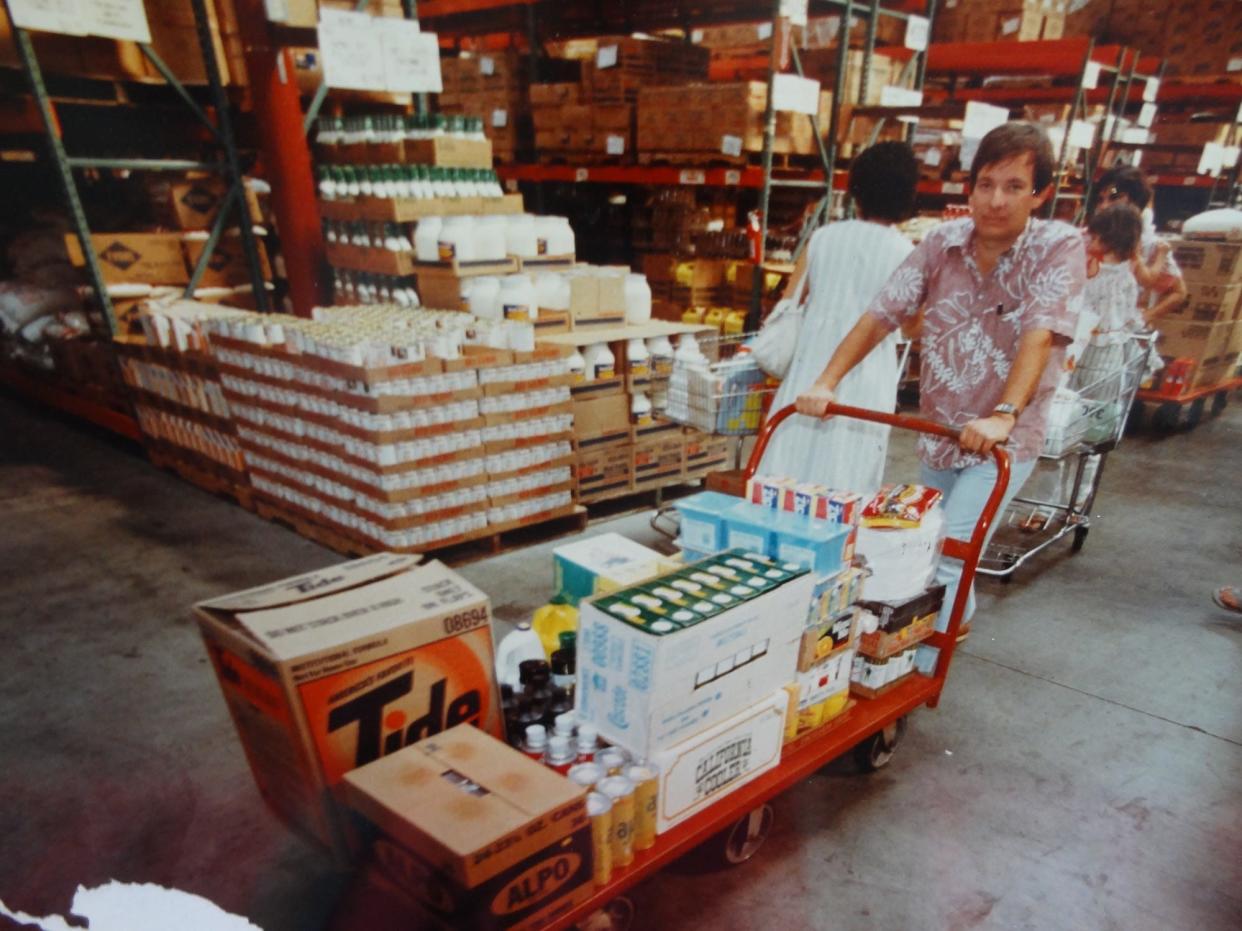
[1,0,271,333]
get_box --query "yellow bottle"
[682,306,706,324]
[532,597,578,659]
[723,309,746,336]
[704,307,726,331]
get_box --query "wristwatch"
[993,403,1019,418]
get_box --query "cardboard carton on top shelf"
[66,232,190,286]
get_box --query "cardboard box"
[650,690,787,833]
[1159,320,1235,362]
[574,445,633,500]
[1171,282,1242,323]
[168,177,263,230]
[683,433,732,475]
[1172,240,1242,286]
[343,725,592,931]
[553,532,676,605]
[572,394,631,450]
[65,232,190,285]
[576,550,811,757]
[631,437,683,488]
[184,235,272,287]
[194,554,504,855]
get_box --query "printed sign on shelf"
[772,73,821,115]
[779,0,809,27]
[962,101,1009,140]
[10,0,150,42]
[319,7,387,91]
[904,15,929,51]
[382,21,442,94]
[720,135,743,157]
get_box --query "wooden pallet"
[251,493,589,562]
[146,444,254,511]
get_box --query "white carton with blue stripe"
[574,550,812,759]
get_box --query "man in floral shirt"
[797,122,1085,637]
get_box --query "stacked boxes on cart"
[1154,237,1242,393]
[208,307,576,551]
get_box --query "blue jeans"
[919,457,1037,632]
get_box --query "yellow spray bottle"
[532,595,578,659]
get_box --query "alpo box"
[194,553,504,858]
[576,552,811,758]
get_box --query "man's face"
[969,153,1049,244]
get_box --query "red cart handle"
[747,403,1011,655]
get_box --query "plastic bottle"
[724,309,746,336]
[647,335,674,376]
[414,217,442,262]
[567,348,586,384]
[476,216,509,262]
[624,273,653,324]
[682,306,705,325]
[522,723,548,762]
[534,216,575,257]
[545,734,576,775]
[626,338,650,378]
[675,332,704,364]
[704,307,726,331]
[551,630,576,691]
[505,214,539,259]
[553,711,577,740]
[499,274,536,323]
[534,271,570,317]
[494,621,546,691]
[631,391,653,427]
[575,723,600,763]
[466,276,501,321]
[532,597,578,658]
[437,216,476,262]
[317,166,336,200]
[583,342,616,380]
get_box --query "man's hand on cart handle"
[795,381,838,418]
[958,412,1015,454]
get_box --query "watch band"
[993,402,1019,418]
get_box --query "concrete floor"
[1,390,1240,931]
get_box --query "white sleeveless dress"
[757,219,914,495]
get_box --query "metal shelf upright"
[2,0,270,333]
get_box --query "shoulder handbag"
[750,268,810,380]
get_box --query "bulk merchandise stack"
[208,306,578,553]
[1152,236,1242,395]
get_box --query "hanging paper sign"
[904,15,929,51]
[772,73,821,115]
[319,8,387,91]
[1083,61,1102,90]
[382,21,442,93]
[1137,103,1157,129]
[962,101,1009,139]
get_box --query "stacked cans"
[566,747,659,885]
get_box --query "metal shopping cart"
[978,332,1156,578]
[662,331,781,437]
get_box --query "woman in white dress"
[758,141,920,494]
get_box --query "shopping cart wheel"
[709,804,774,867]
[574,896,634,931]
[1071,525,1089,552]
[854,717,907,772]
[1211,391,1228,416]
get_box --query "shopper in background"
[758,141,919,492]
[1089,165,1188,326]
[796,121,1085,637]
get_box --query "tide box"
[553,532,676,606]
[343,725,592,931]
[650,690,787,833]
[194,553,504,858]
[576,550,811,758]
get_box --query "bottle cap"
[524,723,547,747]
[554,711,576,737]
[548,734,572,759]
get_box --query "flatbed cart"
[541,402,1010,931]
[977,332,1155,579]
[1130,374,1241,432]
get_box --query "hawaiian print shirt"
[867,217,1085,469]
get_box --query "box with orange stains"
[194,553,503,859]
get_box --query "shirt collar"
[949,216,1036,262]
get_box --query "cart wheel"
[1071,525,1089,553]
[1211,391,1228,416]
[710,804,774,867]
[1125,400,1146,434]
[1186,397,1206,428]
[1152,403,1180,432]
[574,896,634,931]
[854,717,907,773]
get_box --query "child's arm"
[1143,275,1188,327]
[1132,241,1168,289]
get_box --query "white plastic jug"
[534,271,571,314]
[631,391,653,426]
[505,214,539,258]
[675,332,705,364]
[626,337,650,377]
[466,276,501,320]
[567,348,586,384]
[582,342,616,381]
[535,216,575,256]
[476,215,509,262]
[437,215,476,262]
[495,622,546,691]
[624,273,653,324]
[647,335,674,376]
[499,274,537,323]
[414,216,443,262]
